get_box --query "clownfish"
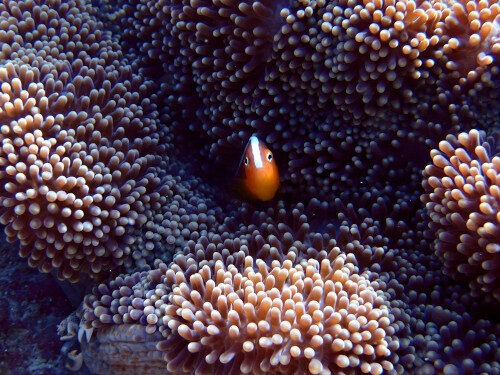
[235,136,280,201]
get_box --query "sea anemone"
[82,251,404,374]
[77,197,424,374]
[422,129,500,302]
[159,255,399,375]
[0,58,160,281]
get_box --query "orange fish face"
[237,136,280,201]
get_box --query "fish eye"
[266,152,273,162]
[244,157,249,166]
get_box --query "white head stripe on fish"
[250,136,263,168]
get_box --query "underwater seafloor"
[0,0,499,374]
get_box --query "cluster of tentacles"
[0,0,498,374]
